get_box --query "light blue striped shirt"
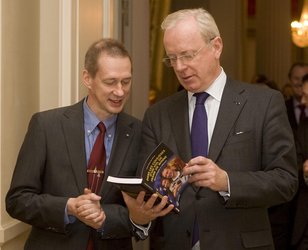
[83,99,117,169]
[64,98,117,225]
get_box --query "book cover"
[107,142,188,213]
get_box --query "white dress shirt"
[188,67,226,146]
[187,68,230,197]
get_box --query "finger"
[122,191,146,206]
[76,206,92,216]
[77,200,101,211]
[187,156,210,167]
[84,211,101,220]
[182,165,194,176]
[84,210,105,224]
[90,212,106,229]
[80,204,103,218]
[136,191,147,204]
[88,193,102,201]
[84,188,92,194]
[157,204,174,217]
[143,193,159,209]
[92,211,105,223]
[153,195,169,211]
[76,196,101,207]
[188,171,212,183]
[75,200,92,210]
[76,192,101,203]
[121,191,139,207]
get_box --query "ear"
[82,69,92,89]
[212,37,223,59]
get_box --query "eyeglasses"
[162,46,205,68]
[162,37,216,67]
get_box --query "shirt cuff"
[219,172,231,201]
[64,204,76,225]
[130,218,151,239]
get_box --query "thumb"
[84,188,92,194]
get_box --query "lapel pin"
[234,101,241,105]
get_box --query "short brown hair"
[288,62,308,80]
[84,38,131,78]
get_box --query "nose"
[173,59,187,72]
[113,82,125,96]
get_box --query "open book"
[107,142,188,213]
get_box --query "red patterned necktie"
[87,122,106,194]
[86,122,106,250]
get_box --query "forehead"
[163,17,204,52]
[96,54,131,75]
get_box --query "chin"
[186,86,202,93]
[109,106,124,114]
[182,82,200,92]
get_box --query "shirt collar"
[83,98,117,133]
[188,67,226,102]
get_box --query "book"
[107,142,188,213]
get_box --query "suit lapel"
[209,79,246,162]
[101,113,135,197]
[166,83,246,164]
[168,91,192,162]
[61,100,87,193]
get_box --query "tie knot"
[97,122,106,133]
[194,92,210,105]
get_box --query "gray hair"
[161,8,220,43]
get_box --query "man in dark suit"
[6,38,142,249]
[291,73,308,250]
[123,8,298,250]
[285,62,308,133]
[275,63,308,250]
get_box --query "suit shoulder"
[30,101,83,122]
[118,112,141,122]
[231,79,282,99]
[118,112,142,128]
[146,90,186,112]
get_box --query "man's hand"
[67,188,106,229]
[122,191,174,225]
[183,156,228,192]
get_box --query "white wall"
[0,0,39,248]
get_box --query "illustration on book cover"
[142,143,188,208]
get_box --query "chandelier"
[291,0,308,48]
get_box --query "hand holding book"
[121,190,174,226]
[107,142,188,213]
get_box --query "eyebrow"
[167,49,196,57]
